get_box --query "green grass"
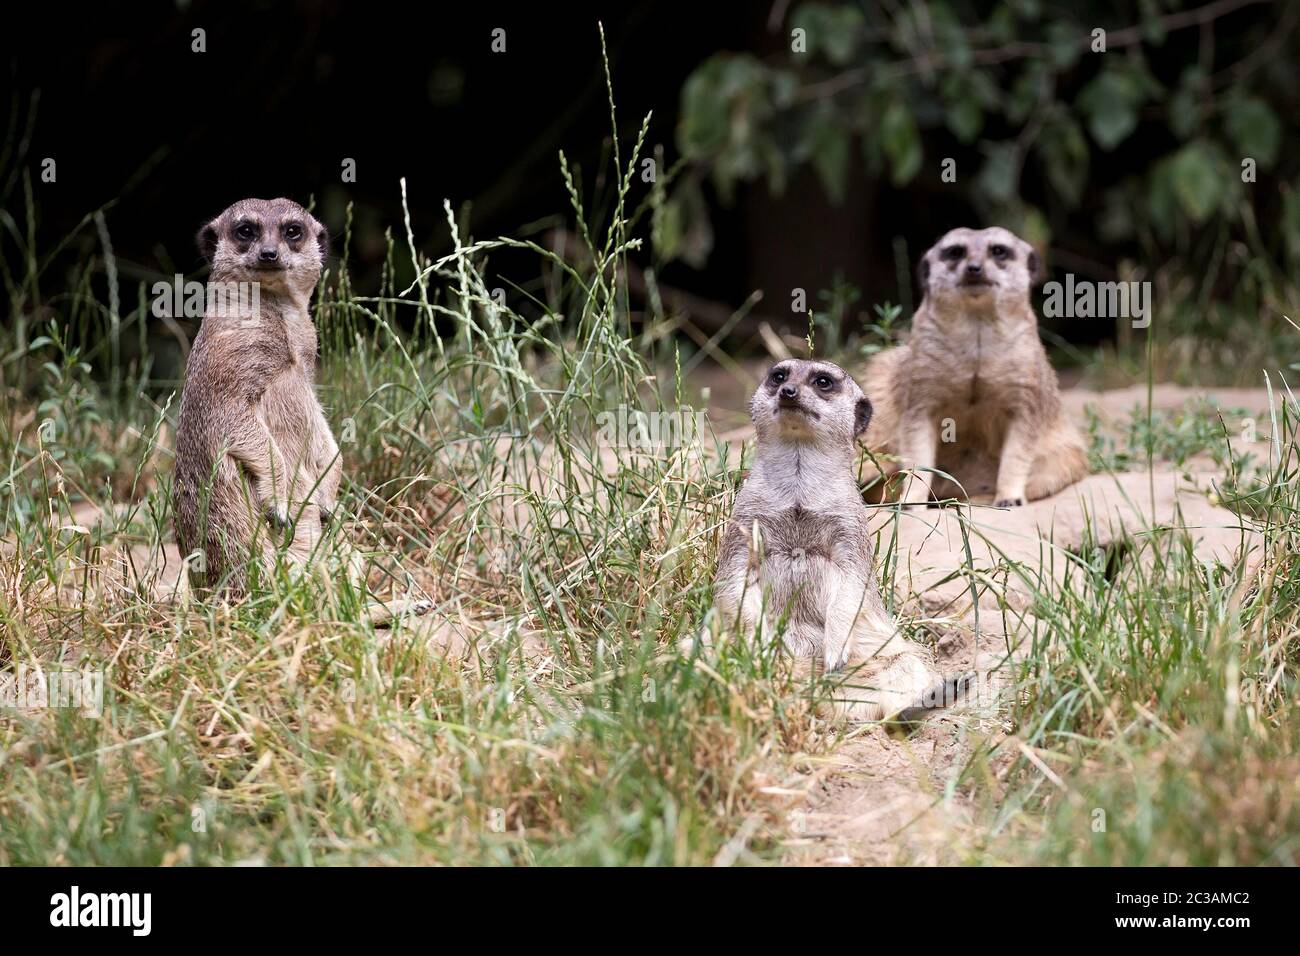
[970,507,1300,865]
[0,71,841,865]
[3,63,1300,866]
[1085,398,1262,472]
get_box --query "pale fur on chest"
[726,451,878,654]
[906,303,1049,419]
[260,304,319,454]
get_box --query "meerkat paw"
[823,640,852,674]
[264,501,294,532]
[678,623,716,659]
[993,497,1025,509]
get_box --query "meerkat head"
[197,197,328,300]
[750,359,873,451]
[916,226,1041,316]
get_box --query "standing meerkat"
[697,359,967,722]
[173,197,342,595]
[861,226,1088,506]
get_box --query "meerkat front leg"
[227,413,296,530]
[307,406,342,525]
[714,563,770,646]
[821,568,877,673]
[689,530,769,657]
[897,410,938,505]
[994,414,1039,507]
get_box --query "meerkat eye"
[770,368,788,384]
[283,223,304,241]
[813,375,833,390]
[234,222,257,241]
[990,244,1010,259]
[941,245,966,262]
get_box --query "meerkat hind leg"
[1024,418,1090,501]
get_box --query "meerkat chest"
[915,321,1032,407]
[751,506,864,583]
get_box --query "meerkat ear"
[1027,248,1044,286]
[313,219,330,260]
[916,257,930,300]
[854,396,873,436]
[197,221,219,263]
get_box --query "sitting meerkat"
[698,359,967,722]
[173,197,342,595]
[861,226,1088,506]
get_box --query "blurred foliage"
[661,0,1300,288]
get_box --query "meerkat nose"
[779,385,797,399]
[966,261,982,274]
[259,248,279,262]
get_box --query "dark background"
[3,0,1293,352]
[5,2,767,308]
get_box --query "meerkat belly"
[261,373,315,475]
[921,330,1029,440]
[761,544,833,621]
[756,509,863,645]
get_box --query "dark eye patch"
[807,369,839,392]
[282,221,305,241]
[233,220,259,241]
[768,366,790,386]
[940,244,966,262]
[989,244,1012,259]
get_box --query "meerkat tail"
[834,652,938,723]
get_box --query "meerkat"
[173,197,342,595]
[861,226,1088,507]
[696,359,968,722]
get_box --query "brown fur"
[861,226,1088,506]
[173,198,340,594]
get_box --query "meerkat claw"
[265,503,294,532]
